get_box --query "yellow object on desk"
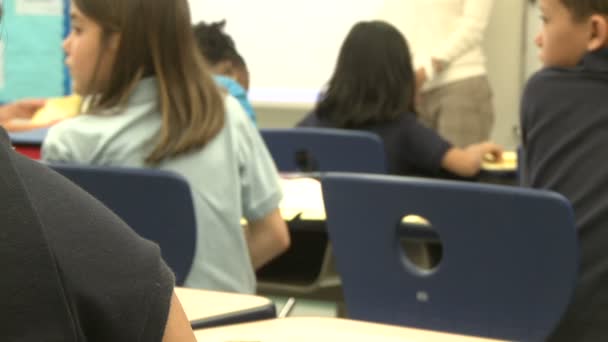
[30,95,82,125]
[482,151,517,172]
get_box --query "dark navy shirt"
[0,128,174,341]
[298,111,452,177]
[521,48,608,341]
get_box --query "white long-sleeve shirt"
[379,0,494,91]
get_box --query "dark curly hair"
[192,20,245,68]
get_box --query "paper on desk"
[481,151,517,171]
[279,177,325,221]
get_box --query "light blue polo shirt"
[42,77,282,293]
[214,75,256,125]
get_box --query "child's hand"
[0,99,49,132]
[0,99,46,123]
[1,118,62,132]
[479,142,503,163]
[466,141,503,163]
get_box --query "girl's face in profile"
[62,1,119,95]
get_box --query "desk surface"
[280,177,325,221]
[279,177,429,225]
[175,287,273,322]
[193,317,503,342]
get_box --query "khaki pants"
[418,76,494,147]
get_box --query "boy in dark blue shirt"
[522,0,608,340]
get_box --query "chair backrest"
[260,128,386,173]
[322,173,578,341]
[50,164,196,285]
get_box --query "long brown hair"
[73,0,225,164]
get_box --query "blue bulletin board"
[0,0,70,102]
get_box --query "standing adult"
[381,0,495,147]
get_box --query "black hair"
[559,0,608,21]
[192,20,245,68]
[314,20,416,128]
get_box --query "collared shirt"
[214,75,257,125]
[521,48,608,341]
[42,77,282,293]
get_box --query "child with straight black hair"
[299,20,502,178]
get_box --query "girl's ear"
[587,15,608,51]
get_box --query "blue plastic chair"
[260,128,386,173]
[322,173,578,341]
[50,164,196,285]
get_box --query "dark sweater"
[0,128,174,341]
[521,48,608,341]
[298,111,452,177]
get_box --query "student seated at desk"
[522,0,608,340]
[298,21,502,178]
[42,0,289,294]
[193,20,257,124]
[0,126,194,341]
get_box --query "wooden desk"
[279,177,429,226]
[175,287,275,328]
[279,177,324,221]
[481,151,517,172]
[257,177,435,291]
[194,317,503,341]
[479,151,518,186]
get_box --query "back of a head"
[73,0,225,164]
[315,20,416,128]
[193,20,238,66]
[192,20,249,90]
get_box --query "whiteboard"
[188,0,385,105]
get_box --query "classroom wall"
[254,1,528,149]
[482,0,526,148]
[525,1,543,79]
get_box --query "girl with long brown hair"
[43,0,289,293]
